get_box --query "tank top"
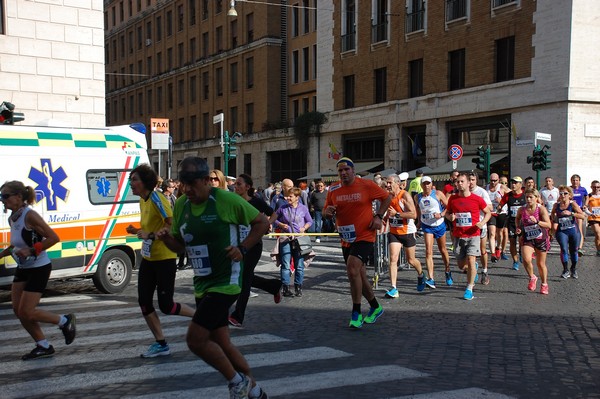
[389,190,417,235]
[9,207,51,268]
[521,205,547,242]
[417,192,444,227]
[588,194,600,222]
[555,202,577,231]
[507,192,526,220]
[486,185,503,215]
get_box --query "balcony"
[446,0,467,21]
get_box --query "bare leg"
[388,242,402,287]
[12,283,60,342]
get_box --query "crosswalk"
[0,292,517,399]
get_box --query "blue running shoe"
[425,278,436,289]
[501,253,509,260]
[385,287,399,298]
[364,305,384,324]
[512,262,520,271]
[141,342,171,358]
[349,311,363,328]
[445,271,453,286]
[417,275,426,292]
[463,289,474,300]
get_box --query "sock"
[36,339,50,349]
[229,372,242,384]
[368,298,379,309]
[483,268,488,273]
[249,384,262,398]
[352,303,361,313]
[157,339,167,347]
[58,315,68,327]
[467,284,474,290]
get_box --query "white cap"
[398,172,409,181]
[421,176,432,183]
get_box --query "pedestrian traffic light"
[472,146,487,171]
[541,145,551,170]
[228,132,242,161]
[527,145,545,171]
[0,101,24,125]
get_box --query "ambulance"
[0,123,150,293]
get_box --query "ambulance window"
[86,169,138,204]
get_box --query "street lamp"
[227,0,238,17]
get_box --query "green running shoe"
[364,305,384,324]
[349,311,364,328]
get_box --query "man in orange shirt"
[324,157,392,328]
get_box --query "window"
[167,83,173,109]
[178,79,185,106]
[87,170,138,205]
[313,44,317,79]
[156,16,162,41]
[190,115,197,139]
[406,0,425,33]
[448,49,465,90]
[178,4,184,31]
[203,112,209,138]
[202,71,209,100]
[292,51,299,84]
[216,26,223,52]
[157,86,163,112]
[230,106,238,132]
[302,97,309,113]
[189,0,196,25]
[157,51,162,73]
[216,67,223,96]
[146,55,152,76]
[190,75,197,103]
[374,67,387,103]
[137,92,143,115]
[372,0,388,43]
[492,0,517,8]
[345,134,385,161]
[343,75,355,109]
[202,32,209,58]
[189,37,196,62]
[178,117,185,142]
[178,42,184,67]
[246,103,254,134]
[128,31,133,53]
[147,89,152,113]
[446,0,467,21]
[120,35,125,57]
[302,47,309,81]
[230,62,238,92]
[112,40,117,61]
[341,0,356,52]
[202,0,209,20]
[495,36,515,82]
[216,0,223,13]
[293,100,299,120]
[119,1,124,22]
[246,57,254,88]
[129,95,134,118]
[167,10,172,36]
[247,13,254,42]
[231,20,238,48]
[409,58,423,97]
[137,26,142,49]
[167,47,173,70]
[303,0,310,33]
[244,153,252,175]
[292,6,299,37]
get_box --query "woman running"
[551,185,585,279]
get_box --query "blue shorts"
[422,223,447,239]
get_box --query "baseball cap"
[399,172,409,181]
[421,176,432,184]
[510,176,523,183]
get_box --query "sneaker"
[561,270,571,279]
[22,345,55,361]
[274,287,282,304]
[481,272,490,285]
[512,262,520,271]
[384,287,399,298]
[141,342,170,358]
[540,283,549,295]
[425,278,436,289]
[249,290,259,298]
[571,269,578,279]
[349,311,364,328]
[578,249,584,257]
[417,275,426,292]
[491,255,498,263]
[445,271,453,286]
[60,313,76,345]
[399,263,411,271]
[528,275,538,291]
[228,316,243,329]
[463,289,474,300]
[364,305,384,324]
[315,238,320,243]
[495,249,501,259]
[228,373,251,399]
[501,253,509,260]
[250,387,269,399]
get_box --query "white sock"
[249,384,262,398]
[58,315,68,327]
[36,339,50,349]
[229,372,242,384]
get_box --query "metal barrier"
[372,231,407,289]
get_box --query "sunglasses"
[500,182,508,185]
[490,179,498,182]
[1,193,16,200]
[559,192,570,196]
[209,177,220,182]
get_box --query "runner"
[497,176,526,271]
[323,157,391,328]
[551,185,585,279]
[570,174,589,256]
[496,175,510,260]
[540,176,559,213]
[486,173,505,263]
[445,173,491,300]
[469,172,493,285]
[586,180,600,256]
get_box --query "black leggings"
[138,258,181,316]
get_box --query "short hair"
[131,164,158,191]
[558,185,573,197]
[289,187,302,197]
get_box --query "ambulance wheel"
[93,249,132,294]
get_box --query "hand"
[126,225,136,234]
[324,205,336,218]
[369,215,383,231]
[225,245,243,262]
[155,227,171,241]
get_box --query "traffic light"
[228,131,242,160]
[472,146,487,171]
[0,101,25,124]
[527,145,545,171]
[541,145,551,170]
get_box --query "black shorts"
[522,237,550,252]
[508,220,518,238]
[589,220,600,226]
[388,232,417,248]
[487,215,497,227]
[193,292,238,330]
[342,241,374,265]
[13,263,52,293]
[496,214,508,229]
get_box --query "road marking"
[0,298,127,317]
[389,388,516,398]
[1,346,351,399]
[128,365,428,399]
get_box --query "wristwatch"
[238,245,248,256]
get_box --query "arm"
[514,207,523,235]
[22,210,60,258]
[437,191,448,218]
[477,203,492,229]
[299,206,313,233]
[227,213,270,261]
[370,193,392,230]
[538,206,552,230]
[571,202,586,220]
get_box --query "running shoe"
[250,388,269,399]
[512,262,520,271]
[481,272,490,286]
[445,271,453,286]
[228,316,243,329]
[141,342,170,358]
[571,269,578,279]
[501,253,509,260]
[425,278,436,289]
[399,263,411,271]
[60,313,77,345]
[385,287,399,298]
[364,305,384,324]
[249,290,259,298]
[578,249,584,257]
[228,373,251,399]
[349,311,364,328]
[463,289,474,300]
[561,270,571,279]
[315,238,321,243]
[22,345,55,361]
[417,275,426,292]
[495,249,501,259]
[540,283,549,295]
[528,275,538,291]
[491,255,498,263]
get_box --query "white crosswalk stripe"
[0,295,516,399]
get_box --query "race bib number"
[239,225,250,242]
[455,212,472,227]
[421,213,435,222]
[524,224,543,241]
[510,206,520,217]
[389,216,404,228]
[558,217,575,230]
[338,224,357,243]
[187,244,213,276]
[592,207,600,216]
[141,239,153,258]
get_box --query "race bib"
[524,224,543,241]
[239,225,250,242]
[187,244,213,276]
[421,213,435,221]
[338,224,357,243]
[592,207,600,216]
[558,217,575,230]
[510,206,520,217]
[455,212,472,227]
[141,239,153,258]
[389,216,404,228]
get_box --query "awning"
[352,161,384,174]
[427,153,508,178]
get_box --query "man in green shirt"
[408,168,424,198]
[157,157,270,399]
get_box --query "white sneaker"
[315,238,320,243]
[249,290,259,298]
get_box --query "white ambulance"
[0,123,150,293]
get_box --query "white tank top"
[9,207,51,268]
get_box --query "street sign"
[516,139,534,147]
[150,118,169,150]
[448,144,463,161]
[535,132,552,141]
